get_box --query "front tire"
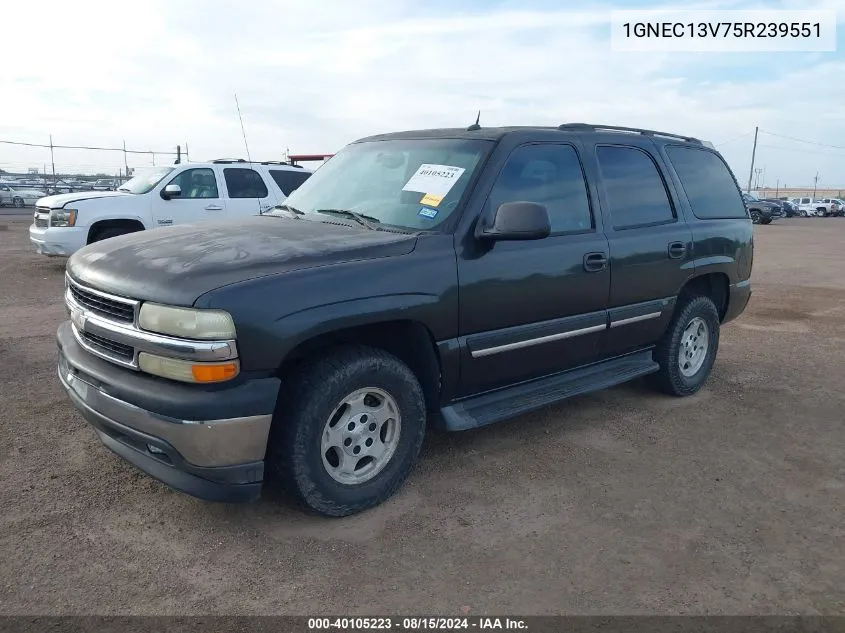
[650,295,720,397]
[13,197,24,208]
[267,345,426,517]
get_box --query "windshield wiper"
[268,203,305,218]
[117,187,131,193]
[315,209,380,230]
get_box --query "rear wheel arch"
[677,272,730,322]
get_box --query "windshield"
[117,166,174,194]
[268,138,492,230]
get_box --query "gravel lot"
[1,218,843,615]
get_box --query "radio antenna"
[234,93,252,163]
[467,111,481,131]
[235,93,264,214]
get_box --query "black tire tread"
[267,344,426,517]
[650,294,720,397]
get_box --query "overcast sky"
[1,0,843,188]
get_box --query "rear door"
[585,141,693,357]
[153,167,225,227]
[220,166,274,217]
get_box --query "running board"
[440,350,659,431]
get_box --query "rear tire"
[760,217,772,225]
[90,226,141,243]
[267,345,427,517]
[13,197,24,208]
[650,295,720,397]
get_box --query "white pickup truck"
[29,159,312,257]
[790,197,840,217]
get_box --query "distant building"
[755,187,844,200]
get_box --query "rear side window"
[666,147,746,219]
[223,168,269,198]
[596,145,675,229]
[269,169,311,195]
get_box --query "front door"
[221,166,274,217]
[587,142,694,357]
[456,142,610,396]
[154,167,225,227]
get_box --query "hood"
[37,190,130,208]
[66,215,418,306]
[6,188,46,196]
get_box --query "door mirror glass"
[479,201,551,241]
[162,184,182,200]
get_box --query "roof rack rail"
[557,123,702,144]
[260,160,292,166]
[211,158,248,164]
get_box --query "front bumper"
[57,321,280,502]
[29,224,88,257]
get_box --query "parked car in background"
[790,198,821,217]
[55,123,753,515]
[742,193,779,224]
[90,179,117,191]
[762,199,798,217]
[0,184,47,208]
[817,199,844,217]
[29,159,313,256]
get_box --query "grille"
[69,281,135,323]
[80,331,134,361]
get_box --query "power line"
[715,131,755,147]
[759,130,845,151]
[0,138,178,155]
[757,144,845,157]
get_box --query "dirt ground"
[0,218,843,616]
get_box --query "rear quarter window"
[269,169,311,196]
[665,146,747,219]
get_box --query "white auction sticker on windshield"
[402,164,466,197]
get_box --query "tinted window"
[596,146,674,229]
[166,168,218,199]
[269,169,311,195]
[224,168,269,198]
[486,144,592,233]
[665,146,746,220]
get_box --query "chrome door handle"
[205,204,223,211]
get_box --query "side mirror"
[161,184,182,200]
[478,201,551,241]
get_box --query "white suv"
[29,159,312,257]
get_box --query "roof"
[356,123,705,146]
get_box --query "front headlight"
[138,303,236,340]
[50,208,77,227]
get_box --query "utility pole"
[775,179,779,198]
[123,140,129,182]
[813,172,820,198]
[49,134,56,187]
[746,126,758,193]
[185,142,190,162]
